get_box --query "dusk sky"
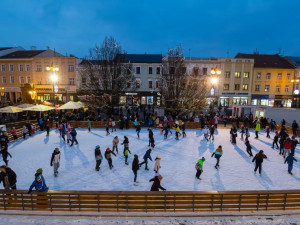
[1,0,300,58]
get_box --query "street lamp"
[291,79,300,108]
[211,67,221,75]
[209,67,221,113]
[29,90,37,103]
[46,66,59,101]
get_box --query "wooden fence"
[1,190,300,213]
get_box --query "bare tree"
[160,46,208,113]
[78,36,135,112]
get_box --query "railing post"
[145,195,148,213]
[192,194,195,212]
[173,195,176,212]
[2,193,6,210]
[49,194,53,212]
[126,195,128,212]
[256,194,260,211]
[117,195,119,212]
[238,194,242,212]
[164,194,167,212]
[78,195,81,212]
[21,193,25,210]
[220,194,223,211]
[97,194,100,212]
[31,194,34,211]
[266,194,269,211]
[283,193,287,210]
[210,195,214,212]
[69,194,71,211]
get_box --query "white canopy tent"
[25,105,55,112]
[17,104,34,108]
[0,106,24,113]
[57,101,83,110]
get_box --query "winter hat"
[245,137,248,141]
[106,147,110,151]
[96,145,100,149]
[0,165,7,169]
[201,157,206,161]
[55,147,59,151]
[157,155,162,159]
[3,132,7,136]
[36,168,43,174]
[134,154,138,158]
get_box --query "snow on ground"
[1,214,300,225]
[4,127,300,191]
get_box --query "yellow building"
[236,53,295,107]
[0,48,77,104]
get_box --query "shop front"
[0,87,21,104]
[292,89,300,108]
[34,85,77,103]
[219,92,250,107]
[119,92,160,106]
[274,95,292,108]
[251,94,272,106]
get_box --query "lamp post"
[210,67,221,112]
[291,79,300,108]
[29,90,37,104]
[46,66,59,102]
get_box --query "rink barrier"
[1,190,300,213]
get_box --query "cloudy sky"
[1,0,300,58]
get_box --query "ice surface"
[4,127,300,191]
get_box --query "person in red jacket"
[10,127,17,140]
[209,117,215,126]
[283,137,292,159]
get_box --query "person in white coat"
[154,155,162,175]
[50,148,61,176]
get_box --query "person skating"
[167,122,172,135]
[132,155,139,185]
[240,125,245,141]
[272,131,279,149]
[94,145,103,171]
[209,125,215,141]
[61,124,66,142]
[154,155,162,174]
[148,128,155,147]
[283,137,292,159]
[266,125,270,138]
[291,136,299,156]
[112,136,119,154]
[121,136,129,153]
[112,120,116,132]
[1,146,12,166]
[70,128,78,146]
[149,175,166,191]
[28,172,48,194]
[175,125,180,140]
[252,150,267,175]
[22,125,28,139]
[230,127,237,144]
[0,165,17,190]
[203,126,209,141]
[211,146,223,169]
[164,125,168,139]
[50,148,61,176]
[195,157,205,179]
[88,119,91,132]
[66,130,71,144]
[46,119,51,136]
[104,147,116,169]
[10,127,17,140]
[123,146,131,165]
[139,149,152,170]
[245,127,250,140]
[279,136,285,155]
[292,120,299,136]
[182,122,186,138]
[245,138,253,157]
[255,121,261,139]
[0,131,9,151]
[105,123,110,136]
[284,153,297,175]
[136,123,141,139]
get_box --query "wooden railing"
[1,190,300,213]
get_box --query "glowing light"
[51,74,58,82]
[211,77,218,84]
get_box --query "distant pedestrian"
[272,131,279,149]
[255,121,261,139]
[22,126,28,139]
[136,123,141,139]
[10,127,17,140]
[154,155,162,174]
[245,139,253,157]
[50,148,61,176]
[88,119,91,132]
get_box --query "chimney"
[30,46,36,50]
[46,46,50,50]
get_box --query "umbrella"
[17,103,34,108]
[0,106,24,113]
[25,104,55,112]
[57,101,83,110]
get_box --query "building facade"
[285,56,300,108]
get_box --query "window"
[68,65,74,72]
[277,73,282,80]
[170,67,175,74]
[149,67,152,74]
[182,67,187,74]
[193,67,199,75]
[10,76,14,84]
[38,80,42,85]
[223,84,229,90]
[148,80,153,89]
[20,76,24,84]
[264,85,270,92]
[234,72,241,78]
[1,65,5,72]
[19,65,24,71]
[276,85,280,92]
[156,67,160,75]
[266,73,271,79]
[2,76,6,84]
[285,85,289,93]
[69,78,75,85]
[255,85,260,91]
[36,65,42,72]
[27,76,31,83]
[126,81,131,88]
[82,77,86,85]
[156,80,160,88]
[234,84,240,90]
[9,64,14,72]
[243,72,249,78]
[225,71,230,78]
[203,68,207,75]
[136,79,141,88]
[257,72,261,79]
[136,67,140,74]
[242,84,248,90]
[287,73,291,80]
[26,65,30,72]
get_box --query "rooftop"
[118,54,162,63]
[285,56,300,67]
[0,47,13,51]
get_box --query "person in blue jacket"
[139,149,152,170]
[211,145,223,169]
[28,172,48,194]
[70,128,78,146]
[284,153,297,175]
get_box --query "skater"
[195,157,205,179]
[104,147,116,169]
[283,137,292,159]
[58,122,62,136]
[132,155,139,185]
[175,125,180,140]
[123,146,131,165]
[22,125,28,139]
[136,123,141,139]
[0,165,17,190]
[209,125,215,141]
[46,120,50,136]
[61,124,66,142]
[270,119,276,132]
[112,120,116,132]
[245,127,250,140]
[105,123,110,136]
[284,153,297,174]
[10,127,17,140]
[167,122,172,135]
[1,146,12,166]
[94,145,103,171]
[211,146,223,168]
[291,136,299,156]
[240,125,245,141]
[279,136,285,155]
[163,125,168,139]
[139,149,152,170]
[255,121,261,139]
[252,150,267,175]
[148,128,155,147]
[26,121,32,136]
[50,148,61,176]
[203,125,209,141]
[28,172,48,194]
[112,136,119,154]
[182,122,186,138]
[266,125,270,138]
[272,131,279,149]
[230,127,237,144]
[292,120,299,136]
[70,128,78,146]
[88,119,91,132]
[0,131,9,151]
[121,136,129,153]
[154,155,162,174]
[245,138,253,157]
[149,175,166,191]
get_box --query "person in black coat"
[252,150,267,175]
[291,136,299,156]
[1,146,12,166]
[292,120,299,136]
[272,131,279,149]
[136,124,141,139]
[104,147,116,169]
[149,175,166,191]
[148,128,155,148]
[132,155,139,185]
[0,165,17,190]
[230,127,237,144]
[0,132,9,151]
[245,139,253,157]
